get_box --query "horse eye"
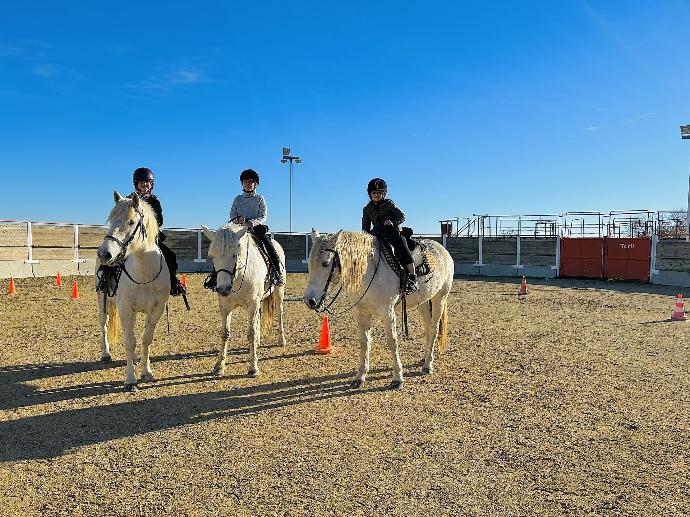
[128,219,134,225]
[321,261,329,268]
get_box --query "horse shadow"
[0,350,218,411]
[0,367,411,462]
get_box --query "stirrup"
[403,277,418,295]
[171,280,187,297]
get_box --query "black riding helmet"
[240,168,260,184]
[133,167,155,187]
[367,177,387,194]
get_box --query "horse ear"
[311,228,320,240]
[113,191,123,203]
[131,191,140,209]
[201,225,216,241]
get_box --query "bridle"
[312,245,382,315]
[203,235,250,294]
[103,206,147,265]
[102,206,163,285]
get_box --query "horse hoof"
[248,369,259,378]
[350,379,363,389]
[100,355,112,363]
[421,366,432,375]
[140,373,155,383]
[389,380,403,390]
[124,383,138,393]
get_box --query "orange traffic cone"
[671,293,686,321]
[518,275,528,296]
[56,271,62,287]
[70,280,80,300]
[181,274,187,288]
[315,316,333,354]
[7,276,16,296]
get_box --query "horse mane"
[212,223,248,255]
[316,231,375,295]
[108,195,159,243]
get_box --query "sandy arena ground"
[0,273,689,516]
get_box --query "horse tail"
[437,299,449,353]
[107,299,121,346]
[260,289,277,335]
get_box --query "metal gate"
[560,237,651,281]
[603,238,651,282]
[560,238,604,278]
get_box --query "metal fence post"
[25,221,39,264]
[303,234,309,264]
[194,229,207,263]
[72,224,85,263]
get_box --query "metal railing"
[439,210,688,239]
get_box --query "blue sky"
[2,1,690,234]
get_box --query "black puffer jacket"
[362,198,405,233]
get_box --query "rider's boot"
[171,277,187,296]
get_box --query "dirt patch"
[0,274,688,515]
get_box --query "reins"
[312,238,412,337]
[96,204,178,310]
[203,236,249,294]
[315,244,382,316]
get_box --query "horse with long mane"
[304,229,454,389]
[96,191,170,391]
[201,223,287,377]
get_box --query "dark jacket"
[362,198,405,233]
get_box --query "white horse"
[201,223,287,377]
[304,230,454,389]
[96,191,170,392]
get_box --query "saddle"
[377,227,432,283]
[400,227,419,251]
[249,232,282,288]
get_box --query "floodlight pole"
[281,147,301,234]
[681,126,690,241]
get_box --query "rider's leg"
[383,227,418,294]
[254,225,284,286]
[159,241,185,296]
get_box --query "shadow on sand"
[0,364,411,462]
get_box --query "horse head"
[202,223,247,297]
[303,228,341,310]
[97,191,157,265]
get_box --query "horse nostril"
[102,251,112,261]
[307,297,317,308]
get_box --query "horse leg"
[213,306,232,376]
[247,302,261,377]
[121,309,138,391]
[352,310,374,388]
[420,298,442,375]
[383,307,404,389]
[276,286,287,346]
[99,296,111,363]
[139,304,165,383]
